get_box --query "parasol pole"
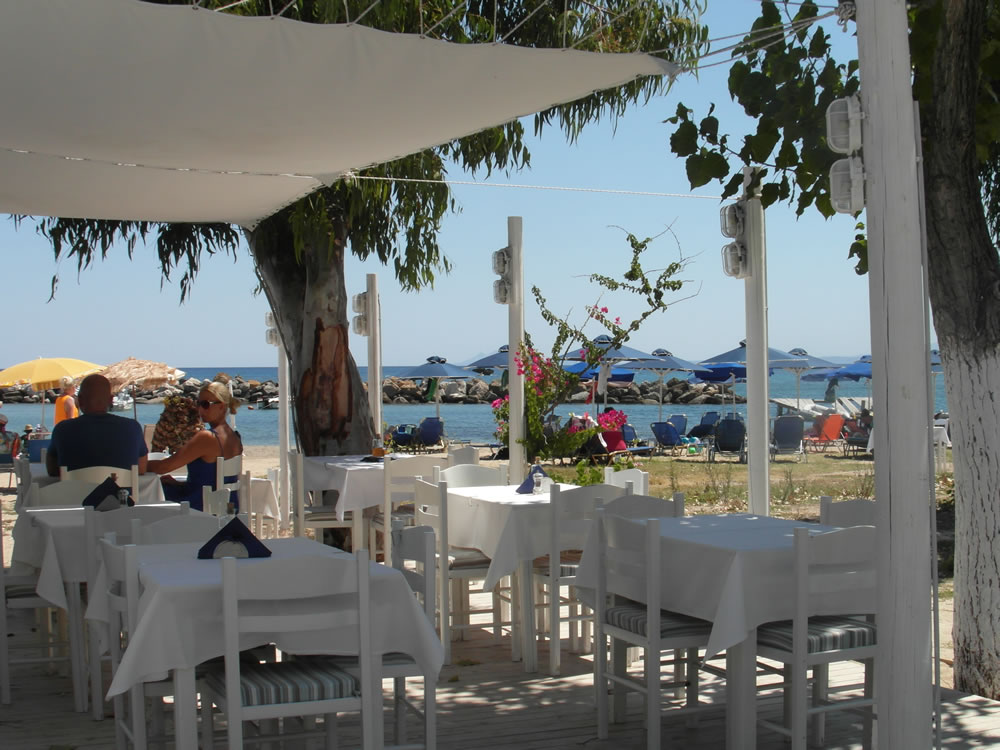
[132,383,138,421]
[658,373,664,423]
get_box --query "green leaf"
[686,151,729,188]
[699,115,720,144]
[775,138,799,169]
[760,182,780,208]
[670,119,699,157]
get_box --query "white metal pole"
[366,273,383,441]
[507,216,526,484]
[277,337,291,529]
[857,1,933,746]
[743,168,770,516]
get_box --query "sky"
[0,3,886,370]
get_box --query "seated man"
[46,374,148,477]
[0,413,19,457]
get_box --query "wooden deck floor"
[4,603,1000,750]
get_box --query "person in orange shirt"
[53,376,79,425]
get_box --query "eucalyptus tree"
[23,0,708,456]
[665,0,1000,698]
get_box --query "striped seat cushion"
[5,584,42,600]
[605,604,712,639]
[447,547,492,570]
[757,615,877,654]
[533,550,583,578]
[202,659,358,707]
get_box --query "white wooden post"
[365,273,382,441]
[743,168,770,516]
[856,1,934,746]
[507,217,526,484]
[277,340,291,529]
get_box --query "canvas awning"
[0,0,679,229]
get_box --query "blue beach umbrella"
[563,361,635,382]
[700,341,808,369]
[397,356,476,419]
[620,348,711,421]
[784,347,837,409]
[465,345,509,372]
[565,334,653,362]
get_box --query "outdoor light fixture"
[492,246,512,305]
[721,241,750,279]
[264,311,280,346]
[829,156,866,214]
[351,291,370,336]
[719,202,744,238]
[825,94,863,154]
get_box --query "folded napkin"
[516,464,550,495]
[82,476,133,511]
[197,516,271,560]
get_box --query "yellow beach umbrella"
[0,357,104,429]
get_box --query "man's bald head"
[78,374,113,415]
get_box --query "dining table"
[445,482,578,672]
[575,513,866,750]
[8,503,186,712]
[297,454,390,542]
[87,536,444,749]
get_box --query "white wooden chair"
[432,463,508,488]
[202,455,249,516]
[819,495,876,527]
[338,524,437,749]
[289,449,357,548]
[756,525,877,749]
[0,496,69,704]
[31,479,100,508]
[594,512,714,749]
[533,483,616,676]
[370,455,444,564]
[199,553,375,750]
[414,478,500,666]
[61,464,140,501]
[602,467,650,496]
[446,445,479,467]
[98,536,185,750]
[603,491,685,520]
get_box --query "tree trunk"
[922,0,1000,698]
[246,215,375,457]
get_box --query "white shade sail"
[0,0,679,228]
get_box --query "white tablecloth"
[300,455,386,520]
[10,504,184,609]
[94,537,444,697]
[18,462,166,510]
[576,514,868,660]
[249,476,280,519]
[447,483,578,592]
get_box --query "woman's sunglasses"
[197,399,221,409]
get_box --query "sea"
[1,365,949,447]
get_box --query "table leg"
[174,666,198,749]
[352,512,365,556]
[517,560,537,672]
[65,582,88,713]
[726,633,757,750]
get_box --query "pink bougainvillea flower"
[600,306,609,313]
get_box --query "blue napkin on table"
[197,516,271,560]
[82,476,133,511]
[516,465,550,495]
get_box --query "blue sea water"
[1,365,949,447]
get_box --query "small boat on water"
[259,397,280,410]
[111,391,135,412]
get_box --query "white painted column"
[507,217,526,484]
[743,169,770,516]
[365,273,383,441]
[277,338,291,529]
[857,1,933,746]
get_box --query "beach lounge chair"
[687,411,720,440]
[666,414,687,436]
[620,424,654,458]
[413,417,446,452]
[709,418,746,463]
[650,421,684,455]
[389,423,419,449]
[770,415,805,462]
[803,413,846,453]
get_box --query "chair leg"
[595,626,609,740]
[393,675,407,745]
[790,662,808,750]
[611,637,627,724]
[862,657,875,750]
[88,621,105,720]
[811,663,829,746]
[645,643,659,750]
[199,692,214,750]
[425,671,437,750]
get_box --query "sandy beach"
[242,443,282,478]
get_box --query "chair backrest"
[214,454,244,496]
[700,411,720,427]
[548,484,612,570]
[201,486,232,516]
[218,552,372,737]
[818,414,846,441]
[714,418,746,451]
[391,424,418,447]
[386,455,444,507]
[433,463,508,488]
[447,445,479,467]
[650,421,682,448]
[417,417,445,445]
[603,492,684,519]
[139,512,222,544]
[620,424,640,445]
[792,526,877,645]
[596,511,661,620]
[819,496,877,527]
[602,467,649,496]
[667,414,688,435]
[98,536,141,639]
[391,524,436,625]
[32,478,99,507]
[773,415,805,448]
[83,505,186,586]
[26,438,51,463]
[61,464,140,496]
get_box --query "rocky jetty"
[1,373,743,408]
